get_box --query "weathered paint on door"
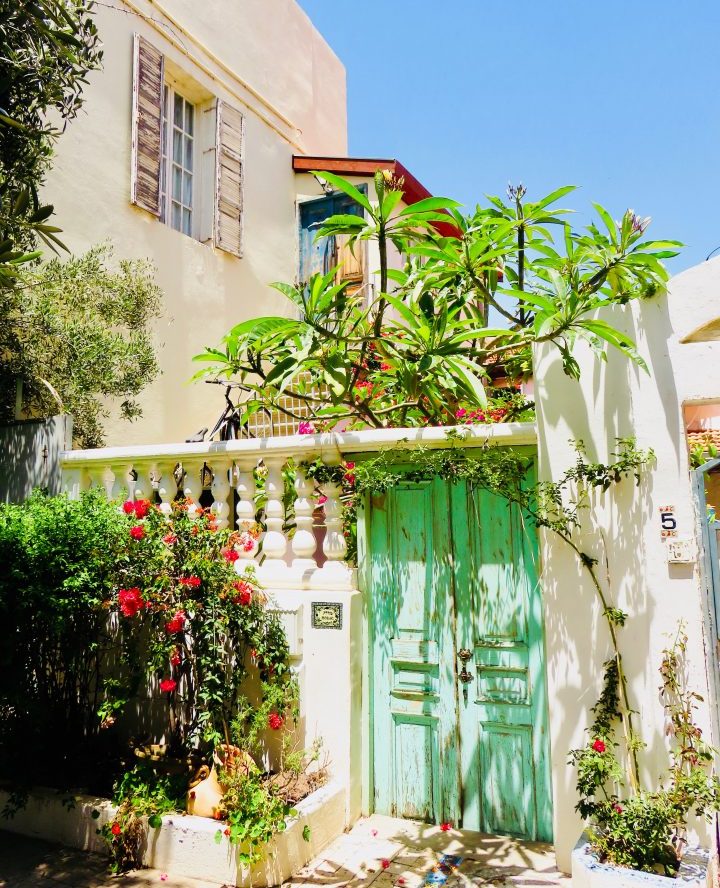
[365,460,553,841]
[298,189,365,283]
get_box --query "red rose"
[613,804,623,814]
[592,739,606,753]
[129,525,145,541]
[118,587,144,618]
[159,677,177,693]
[165,611,186,634]
[440,822,452,832]
[133,499,150,519]
[222,547,240,563]
[268,713,284,730]
[179,576,201,588]
[122,500,135,515]
[111,822,122,836]
[162,533,177,546]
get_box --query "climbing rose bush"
[102,499,293,753]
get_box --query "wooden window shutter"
[214,101,244,257]
[130,34,164,216]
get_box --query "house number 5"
[659,506,677,539]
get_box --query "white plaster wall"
[42,0,347,447]
[535,258,720,870]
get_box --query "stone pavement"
[0,815,569,887]
[284,815,569,888]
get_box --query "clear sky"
[297,0,720,273]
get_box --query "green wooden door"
[365,464,553,840]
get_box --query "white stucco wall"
[42,0,347,447]
[535,258,720,870]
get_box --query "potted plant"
[570,626,719,885]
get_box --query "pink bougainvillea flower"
[118,587,144,618]
[160,875,168,882]
[159,677,177,693]
[455,408,467,419]
[130,525,146,541]
[371,829,378,837]
[268,712,284,730]
[232,580,252,606]
[396,879,406,886]
[239,531,256,552]
[162,533,177,546]
[298,421,315,435]
[179,576,201,588]
[380,362,392,372]
[122,500,136,515]
[317,494,328,506]
[381,859,390,870]
[165,611,186,634]
[613,804,623,814]
[111,822,122,836]
[592,739,606,753]
[440,822,452,832]
[222,546,240,563]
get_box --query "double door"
[366,470,552,840]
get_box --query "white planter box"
[572,831,712,888]
[0,779,346,887]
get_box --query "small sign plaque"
[666,538,695,564]
[659,505,677,539]
[311,602,343,630]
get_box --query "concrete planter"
[0,779,346,886]
[572,832,712,888]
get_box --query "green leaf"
[215,829,223,844]
[592,203,618,245]
[310,171,373,213]
[398,196,461,216]
[532,185,576,210]
[302,825,311,842]
[148,814,162,829]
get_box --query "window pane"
[183,172,193,206]
[185,102,194,136]
[172,164,182,202]
[182,207,192,235]
[174,93,183,127]
[173,129,182,164]
[171,201,182,231]
[184,136,193,170]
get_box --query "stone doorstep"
[0,779,347,888]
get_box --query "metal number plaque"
[311,602,343,630]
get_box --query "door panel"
[367,460,552,840]
[368,479,460,823]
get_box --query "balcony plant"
[194,172,679,431]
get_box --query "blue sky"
[298,1,720,273]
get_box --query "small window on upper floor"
[160,87,195,236]
[130,34,244,257]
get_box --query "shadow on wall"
[0,414,73,504]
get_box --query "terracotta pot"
[186,764,223,819]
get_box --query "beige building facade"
[43,0,348,446]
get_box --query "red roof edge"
[293,155,461,238]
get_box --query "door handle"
[457,649,474,683]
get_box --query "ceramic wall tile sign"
[311,601,342,629]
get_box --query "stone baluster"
[132,463,155,503]
[86,465,106,496]
[261,457,288,570]
[110,464,131,503]
[210,460,232,531]
[292,463,317,570]
[321,478,348,565]
[182,460,203,519]
[156,462,178,518]
[235,459,258,559]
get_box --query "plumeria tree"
[194,171,680,430]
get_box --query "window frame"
[160,83,196,238]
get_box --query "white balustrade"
[132,463,155,503]
[261,457,288,572]
[292,464,317,570]
[235,459,259,559]
[210,460,232,530]
[182,460,204,519]
[110,464,131,502]
[157,462,178,517]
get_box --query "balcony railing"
[60,422,537,591]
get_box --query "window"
[130,34,244,257]
[160,87,195,236]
